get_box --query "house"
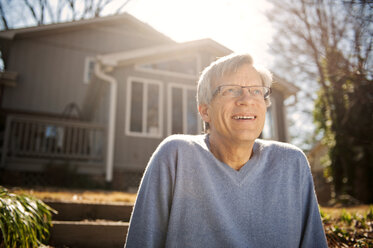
[307,142,332,204]
[0,13,298,190]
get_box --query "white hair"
[197,53,273,131]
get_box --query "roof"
[0,13,173,42]
[97,38,232,67]
[272,75,300,99]
[0,13,299,98]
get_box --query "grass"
[9,187,137,204]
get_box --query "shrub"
[0,186,57,248]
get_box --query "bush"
[0,186,57,248]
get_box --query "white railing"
[1,115,106,166]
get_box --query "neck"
[208,134,255,171]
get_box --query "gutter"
[94,61,117,183]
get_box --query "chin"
[233,133,260,143]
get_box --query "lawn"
[8,187,373,247]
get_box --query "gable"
[0,13,176,65]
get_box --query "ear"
[198,104,210,123]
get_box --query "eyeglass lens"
[219,85,269,98]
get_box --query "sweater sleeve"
[299,154,328,248]
[124,140,175,248]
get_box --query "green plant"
[0,186,57,247]
[319,207,331,224]
[340,209,353,226]
[367,205,373,220]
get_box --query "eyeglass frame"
[212,84,272,99]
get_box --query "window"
[168,83,201,135]
[262,102,278,140]
[83,57,96,84]
[125,77,163,138]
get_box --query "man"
[125,53,328,247]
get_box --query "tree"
[266,0,373,203]
[0,0,132,31]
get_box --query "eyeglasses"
[212,85,272,99]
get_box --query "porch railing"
[1,115,106,166]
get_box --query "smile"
[232,115,256,120]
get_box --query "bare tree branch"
[24,0,39,24]
[115,0,132,14]
[0,2,9,30]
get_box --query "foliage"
[0,186,57,248]
[266,0,373,202]
[321,206,373,247]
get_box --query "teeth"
[233,116,255,120]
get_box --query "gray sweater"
[125,135,327,248]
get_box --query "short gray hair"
[197,53,273,131]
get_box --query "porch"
[1,114,106,174]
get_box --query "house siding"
[4,38,85,114]
[2,19,173,117]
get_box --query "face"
[199,64,267,145]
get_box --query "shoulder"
[160,134,205,148]
[255,139,312,182]
[146,134,206,174]
[256,139,304,154]
[255,139,308,164]
[152,134,206,158]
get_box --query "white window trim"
[167,83,201,135]
[125,77,163,138]
[134,54,199,79]
[83,57,95,84]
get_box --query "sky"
[118,0,274,66]
[4,0,274,68]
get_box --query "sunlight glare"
[126,0,274,65]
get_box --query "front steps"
[45,200,133,248]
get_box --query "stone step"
[49,220,129,248]
[43,200,134,247]
[45,200,133,221]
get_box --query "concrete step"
[44,200,134,248]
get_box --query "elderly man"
[125,53,327,247]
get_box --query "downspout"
[94,61,117,183]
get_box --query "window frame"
[167,83,201,135]
[125,77,164,138]
[83,57,96,84]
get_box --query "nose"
[236,88,256,105]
